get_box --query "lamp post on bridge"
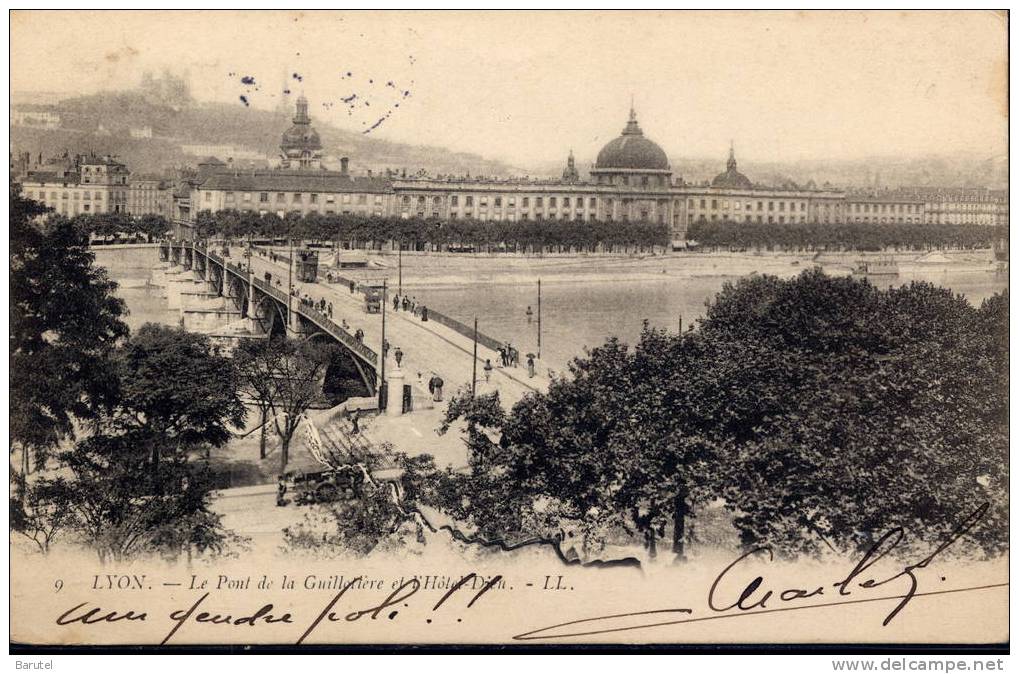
[380,277,387,411]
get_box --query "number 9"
[54,579,63,593]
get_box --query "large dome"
[595,110,670,171]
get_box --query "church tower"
[280,95,323,170]
[562,149,580,183]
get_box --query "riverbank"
[338,247,999,290]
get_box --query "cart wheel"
[316,483,339,503]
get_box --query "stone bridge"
[159,239,379,400]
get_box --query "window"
[402,195,410,204]
[641,176,649,186]
[768,202,774,211]
[779,202,785,212]
[292,193,302,203]
[711,199,718,209]
[550,197,557,207]
[358,195,367,204]
[418,196,426,205]
[375,195,383,204]
[260,192,269,203]
[451,195,459,206]
[494,197,502,207]
[277,193,285,203]
[700,199,706,208]
[433,196,441,205]
[342,194,351,204]
[563,197,570,207]
[589,198,596,208]
[523,197,530,207]
[83,191,90,200]
[243,192,252,202]
[310,193,319,203]
[205,192,212,202]
[536,197,543,207]
[225,192,234,202]
[466,196,474,206]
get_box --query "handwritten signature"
[513,502,1000,640]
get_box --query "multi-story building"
[20,153,130,216]
[128,174,173,218]
[10,106,60,129]
[179,96,394,232]
[180,97,1007,242]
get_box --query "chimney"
[340,157,349,175]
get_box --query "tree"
[426,269,1007,562]
[698,269,1009,557]
[243,338,337,474]
[10,183,128,472]
[51,430,236,563]
[111,324,246,474]
[234,338,284,459]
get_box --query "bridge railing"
[425,308,505,353]
[299,305,378,367]
[251,275,289,304]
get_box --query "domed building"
[590,107,672,189]
[280,95,323,170]
[711,144,753,190]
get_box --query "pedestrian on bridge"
[498,346,507,367]
[354,328,364,344]
[483,359,493,383]
[526,305,534,324]
[429,373,444,402]
[393,294,400,311]
[328,302,333,318]
[394,346,404,367]
[349,280,356,294]
[527,354,536,378]
[402,296,410,312]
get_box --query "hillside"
[10,90,522,177]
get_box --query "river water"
[94,246,1008,372]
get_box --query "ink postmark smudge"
[239,95,249,107]
[241,76,256,85]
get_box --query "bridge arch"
[305,331,375,403]
[254,294,287,339]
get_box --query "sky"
[9,10,1008,168]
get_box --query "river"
[94,246,1008,372]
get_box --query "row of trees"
[393,269,1007,561]
[688,219,1008,252]
[192,209,672,253]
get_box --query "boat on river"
[852,258,899,276]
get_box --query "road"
[234,245,551,409]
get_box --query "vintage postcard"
[8,9,1009,650]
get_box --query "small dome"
[595,109,670,171]
[281,125,322,153]
[711,145,753,189]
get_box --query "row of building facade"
[14,97,1008,239]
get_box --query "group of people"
[296,294,333,318]
[497,343,520,368]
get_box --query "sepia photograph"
[7,8,1010,659]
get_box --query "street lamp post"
[380,278,387,410]
[287,237,294,329]
[537,278,542,360]
[471,316,478,399]
[398,241,403,295]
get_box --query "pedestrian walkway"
[235,246,551,410]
